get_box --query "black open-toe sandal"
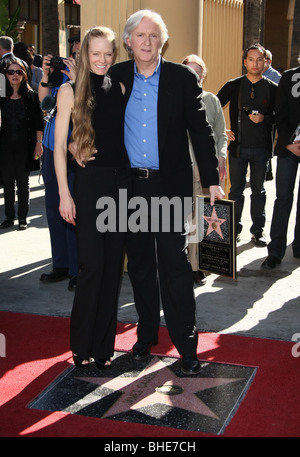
[95,358,111,369]
[73,353,89,368]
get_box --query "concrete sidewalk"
[0,158,299,342]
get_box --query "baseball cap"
[68,32,80,43]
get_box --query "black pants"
[70,164,131,360]
[1,143,29,221]
[126,175,198,356]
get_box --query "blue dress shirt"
[124,57,161,169]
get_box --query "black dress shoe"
[193,270,207,285]
[0,219,14,229]
[18,220,27,230]
[181,354,201,374]
[251,232,267,247]
[132,340,157,360]
[68,276,77,291]
[261,256,281,269]
[40,268,69,282]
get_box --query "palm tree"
[41,0,59,55]
[0,0,20,41]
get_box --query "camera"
[243,107,258,115]
[243,106,252,115]
[50,56,66,70]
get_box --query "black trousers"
[1,143,29,221]
[126,175,198,356]
[70,164,131,360]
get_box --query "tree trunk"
[243,0,266,48]
[42,0,59,56]
[291,0,300,68]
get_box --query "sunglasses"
[7,69,24,76]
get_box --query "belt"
[132,168,160,179]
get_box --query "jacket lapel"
[157,59,174,153]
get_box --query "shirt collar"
[134,54,162,78]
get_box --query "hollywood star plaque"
[196,196,236,278]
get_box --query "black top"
[241,77,267,148]
[0,89,44,171]
[1,98,27,145]
[217,75,277,158]
[89,72,128,168]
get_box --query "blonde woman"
[54,27,131,369]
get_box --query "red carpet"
[0,311,299,437]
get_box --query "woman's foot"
[95,358,111,369]
[73,353,89,368]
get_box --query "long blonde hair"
[72,26,116,162]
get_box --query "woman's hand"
[62,57,77,81]
[226,129,235,142]
[59,194,76,226]
[33,141,43,160]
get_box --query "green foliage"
[0,0,21,42]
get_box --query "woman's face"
[6,63,25,87]
[88,36,114,75]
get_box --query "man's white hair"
[122,9,169,54]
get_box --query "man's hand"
[286,141,300,157]
[249,112,264,123]
[209,185,225,206]
[68,141,97,167]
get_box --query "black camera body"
[50,56,66,70]
[243,107,259,115]
[243,106,252,115]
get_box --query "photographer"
[38,53,79,291]
[217,43,277,246]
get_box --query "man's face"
[244,49,265,77]
[126,17,162,67]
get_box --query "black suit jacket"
[109,58,219,201]
[274,66,300,157]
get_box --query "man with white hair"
[110,10,223,374]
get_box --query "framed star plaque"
[196,196,236,279]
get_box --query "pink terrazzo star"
[76,356,243,419]
[203,206,226,239]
